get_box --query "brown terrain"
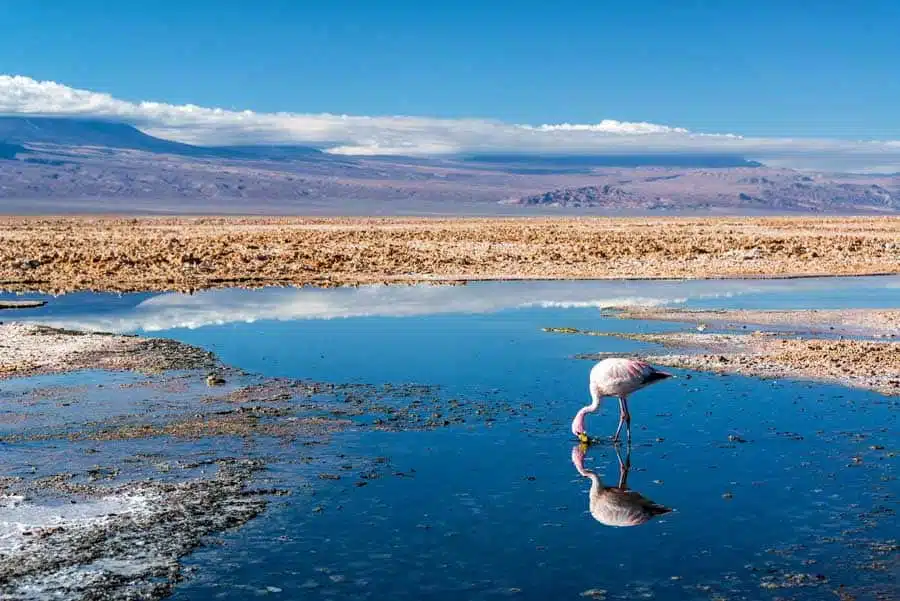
[617,332,900,397]
[1,216,899,293]
[560,326,900,396]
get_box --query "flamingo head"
[571,443,588,472]
[572,407,594,444]
[571,410,587,439]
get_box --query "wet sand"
[1,216,899,293]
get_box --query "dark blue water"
[5,278,899,600]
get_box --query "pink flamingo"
[571,443,672,527]
[572,357,674,444]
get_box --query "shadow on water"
[571,443,673,528]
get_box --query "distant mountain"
[462,153,763,169]
[0,116,327,161]
[0,115,897,215]
[508,170,899,212]
[214,144,329,161]
[0,116,212,154]
[517,185,639,207]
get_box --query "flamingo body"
[589,357,667,397]
[572,357,673,443]
[571,444,672,527]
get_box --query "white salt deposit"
[0,493,151,554]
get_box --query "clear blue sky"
[1,0,898,138]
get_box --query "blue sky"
[1,0,899,139]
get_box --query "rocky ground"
[566,329,900,396]
[1,460,269,600]
[0,216,899,293]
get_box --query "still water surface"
[4,277,898,600]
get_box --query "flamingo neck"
[571,446,604,492]
[571,387,602,435]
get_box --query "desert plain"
[0,215,898,294]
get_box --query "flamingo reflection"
[571,443,672,527]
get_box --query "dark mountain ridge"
[0,116,327,162]
[462,152,763,168]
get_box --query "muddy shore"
[1,216,899,293]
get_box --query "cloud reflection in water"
[23,276,900,334]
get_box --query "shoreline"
[564,330,900,397]
[5,270,900,296]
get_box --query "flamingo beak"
[577,432,590,444]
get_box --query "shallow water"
[2,277,898,600]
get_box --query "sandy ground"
[0,323,217,379]
[1,216,899,293]
[611,308,900,337]
[575,331,900,396]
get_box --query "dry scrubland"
[0,216,899,293]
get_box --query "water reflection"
[12,275,900,333]
[571,443,672,527]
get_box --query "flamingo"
[571,443,672,527]
[572,357,674,444]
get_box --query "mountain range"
[0,115,897,215]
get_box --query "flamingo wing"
[592,358,671,396]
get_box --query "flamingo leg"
[622,396,632,443]
[615,444,632,489]
[612,397,626,443]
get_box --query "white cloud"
[2,74,900,172]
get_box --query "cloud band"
[2,75,900,172]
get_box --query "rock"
[206,373,226,386]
